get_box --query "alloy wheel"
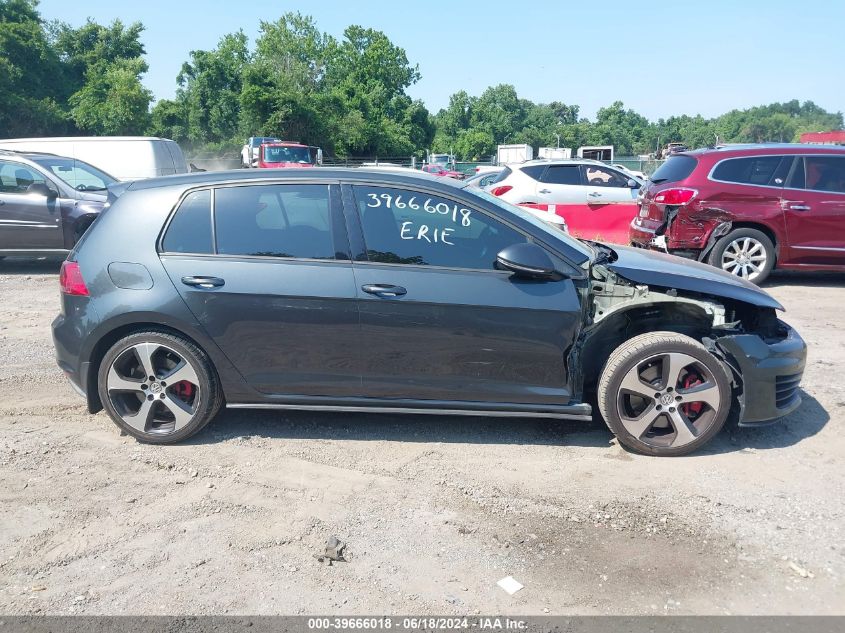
[105,342,201,435]
[721,237,767,281]
[615,352,722,449]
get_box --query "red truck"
[257,142,322,168]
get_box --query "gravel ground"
[0,256,842,615]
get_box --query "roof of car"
[124,167,467,192]
[683,143,845,157]
[517,158,606,167]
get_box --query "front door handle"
[588,192,602,198]
[788,204,811,211]
[538,188,551,194]
[181,276,225,289]
[362,283,407,298]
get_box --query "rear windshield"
[650,155,697,184]
[491,167,511,184]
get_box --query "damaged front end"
[571,250,806,426]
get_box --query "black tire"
[598,332,732,457]
[707,227,775,285]
[97,330,223,444]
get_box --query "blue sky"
[39,0,844,121]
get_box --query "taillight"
[654,188,697,205]
[491,185,513,197]
[59,261,89,296]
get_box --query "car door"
[781,155,845,265]
[550,164,639,244]
[159,182,362,397]
[534,164,585,204]
[0,160,64,249]
[344,182,583,406]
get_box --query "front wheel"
[598,332,732,456]
[708,228,775,284]
[97,331,223,444]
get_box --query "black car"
[51,169,806,456]
[0,150,115,257]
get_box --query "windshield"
[263,146,311,163]
[32,156,115,191]
[468,188,594,261]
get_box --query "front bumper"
[714,323,807,426]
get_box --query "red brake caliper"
[172,381,194,402]
[680,372,704,418]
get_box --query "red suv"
[630,144,845,284]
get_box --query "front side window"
[0,161,46,194]
[582,165,630,188]
[711,156,790,186]
[353,185,528,269]
[805,156,845,193]
[214,184,340,259]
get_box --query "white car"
[611,163,648,181]
[463,169,503,188]
[486,159,643,205]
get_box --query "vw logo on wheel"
[150,382,162,394]
[660,393,675,406]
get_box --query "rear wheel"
[708,228,775,284]
[598,332,731,456]
[97,331,223,444]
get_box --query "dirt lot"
[0,257,843,616]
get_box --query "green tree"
[68,57,152,134]
[0,0,69,135]
[176,31,250,144]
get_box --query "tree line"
[2,0,842,159]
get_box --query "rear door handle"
[788,204,811,211]
[362,283,407,298]
[588,192,602,198]
[181,276,225,289]
[538,188,551,194]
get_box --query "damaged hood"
[604,245,784,310]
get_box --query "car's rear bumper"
[51,295,99,408]
[714,323,807,425]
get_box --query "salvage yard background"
[0,258,842,615]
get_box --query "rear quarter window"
[650,155,697,183]
[162,189,213,254]
[711,156,791,186]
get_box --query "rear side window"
[541,165,580,185]
[162,190,213,254]
[711,156,791,186]
[805,156,845,193]
[214,184,340,259]
[650,155,697,184]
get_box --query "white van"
[0,137,188,181]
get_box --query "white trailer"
[577,145,614,162]
[496,144,533,165]
[538,147,572,160]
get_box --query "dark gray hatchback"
[52,169,807,456]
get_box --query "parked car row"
[483,144,845,285]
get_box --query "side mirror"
[627,178,640,188]
[496,242,559,280]
[28,182,58,199]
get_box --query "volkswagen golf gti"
[52,169,806,456]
